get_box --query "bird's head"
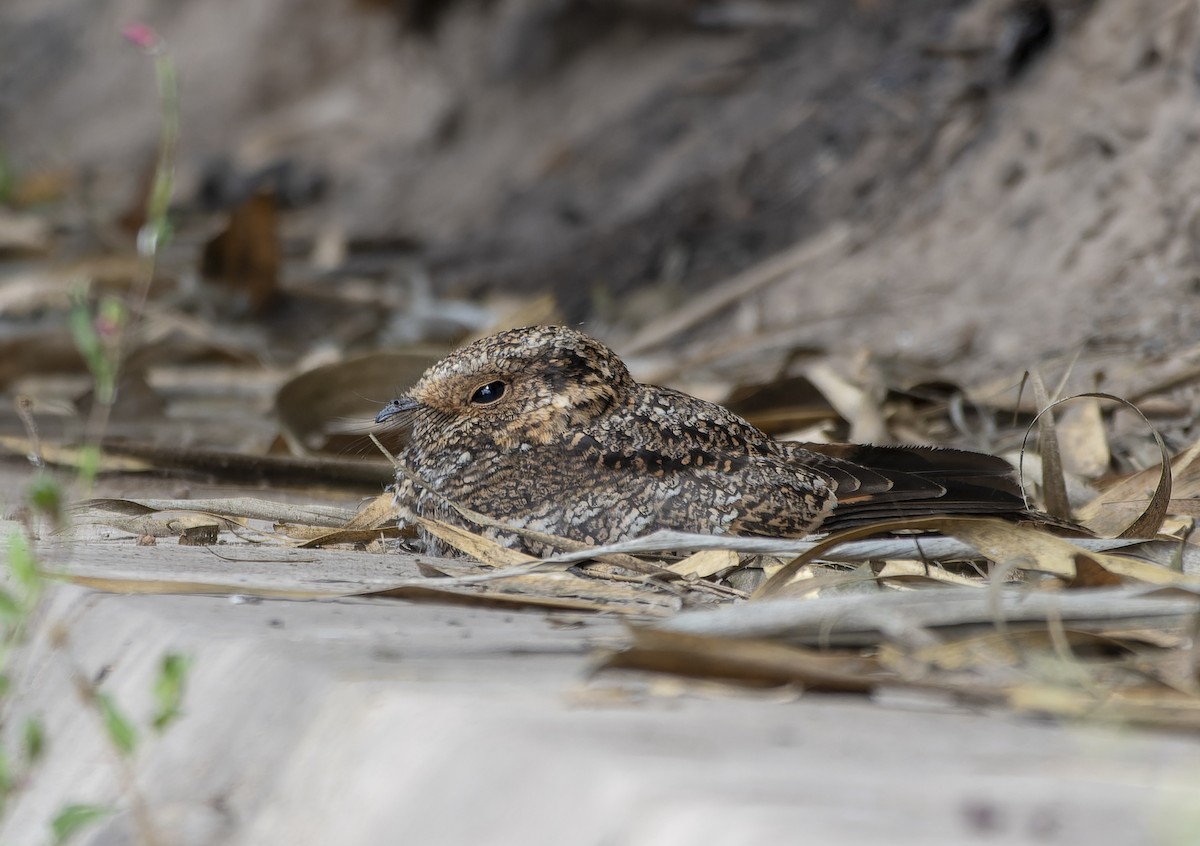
[376,326,635,451]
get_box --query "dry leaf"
[1028,372,1071,520]
[667,549,739,578]
[275,349,446,455]
[1067,555,1124,589]
[1057,397,1110,479]
[295,527,405,548]
[0,211,51,256]
[662,585,1200,647]
[805,360,887,444]
[874,559,982,588]
[64,574,337,600]
[1080,439,1200,537]
[1006,685,1200,730]
[341,492,402,530]
[603,627,882,691]
[363,582,670,616]
[413,515,539,567]
[0,436,156,472]
[722,374,839,436]
[200,191,280,315]
[81,497,357,526]
[932,518,1199,587]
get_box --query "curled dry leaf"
[275,349,446,456]
[1080,439,1200,538]
[1022,392,1174,538]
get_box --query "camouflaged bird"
[375,326,1028,555]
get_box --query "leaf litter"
[6,154,1200,731]
[54,386,1200,730]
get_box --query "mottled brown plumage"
[376,326,1027,555]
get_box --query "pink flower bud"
[122,22,160,50]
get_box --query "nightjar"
[375,326,1027,555]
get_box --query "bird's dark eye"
[470,380,507,405]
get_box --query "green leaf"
[27,473,64,524]
[97,693,137,758]
[0,150,14,204]
[0,744,12,796]
[67,292,118,406]
[0,586,23,620]
[51,804,112,844]
[23,716,46,764]
[77,445,101,493]
[5,530,42,597]
[97,296,126,333]
[152,652,192,732]
[67,293,103,367]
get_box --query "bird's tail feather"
[794,443,1036,531]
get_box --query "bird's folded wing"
[790,443,1028,528]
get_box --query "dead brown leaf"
[1067,554,1124,589]
[667,549,739,578]
[63,574,336,600]
[1080,439,1200,538]
[1028,372,1071,520]
[755,516,1200,600]
[0,436,156,473]
[603,627,883,691]
[1057,397,1110,479]
[275,348,446,456]
[722,374,839,436]
[200,191,280,315]
[414,515,539,568]
[363,582,672,616]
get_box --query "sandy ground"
[5,0,1198,389]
